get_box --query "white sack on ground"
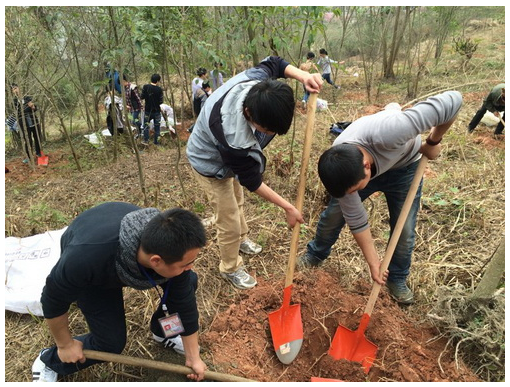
[4,228,67,316]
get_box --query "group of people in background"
[299,48,344,107]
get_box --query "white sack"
[4,228,67,316]
[481,111,501,127]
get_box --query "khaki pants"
[192,169,248,274]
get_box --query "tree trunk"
[108,6,148,206]
[67,26,94,133]
[243,7,259,65]
[384,7,411,79]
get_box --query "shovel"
[37,151,48,166]
[329,155,429,373]
[268,92,318,364]
[83,349,256,382]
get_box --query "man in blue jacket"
[32,202,207,382]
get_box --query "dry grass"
[4,24,505,382]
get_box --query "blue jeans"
[322,73,336,87]
[306,160,422,283]
[132,110,141,134]
[143,111,161,144]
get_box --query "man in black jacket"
[32,202,207,382]
[140,74,164,145]
[11,84,42,162]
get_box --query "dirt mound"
[201,270,480,382]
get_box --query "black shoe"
[298,252,324,268]
[386,281,414,305]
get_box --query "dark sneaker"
[467,126,474,134]
[386,281,414,304]
[298,252,323,268]
[32,350,58,382]
[152,334,186,355]
[220,267,257,289]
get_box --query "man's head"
[243,79,295,135]
[306,52,316,60]
[196,67,207,78]
[318,144,368,198]
[140,208,206,270]
[319,48,327,56]
[11,84,19,95]
[151,74,161,84]
[202,82,211,92]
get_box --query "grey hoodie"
[333,90,463,233]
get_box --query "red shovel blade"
[328,314,377,373]
[37,152,48,166]
[268,285,303,364]
[311,377,344,382]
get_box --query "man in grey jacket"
[299,91,462,304]
[186,56,322,289]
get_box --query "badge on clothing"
[158,313,185,337]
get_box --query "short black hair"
[319,48,327,55]
[306,52,315,59]
[318,144,365,198]
[151,74,161,83]
[243,79,295,135]
[202,82,211,90]
[197,67,207,76]
[140,208,206,264]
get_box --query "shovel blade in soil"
[268,303,303,364]
[328,315,377,373]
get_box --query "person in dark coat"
[32,202,207,382]
[11,84,42,162]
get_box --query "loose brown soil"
[198,270,480,382]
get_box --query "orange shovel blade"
[311,377,344,382]
[37,153,48,166]
[328,314,377,373]
[268,286,303,364]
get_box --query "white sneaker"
[239,239,262,255]
[201,216,216,227]
[220,267,257,289]
[152,334,186,355]
[32,350,58,382]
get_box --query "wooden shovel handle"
[363,155,429,316]
[285,92,318,288]
[83,349,257,382]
